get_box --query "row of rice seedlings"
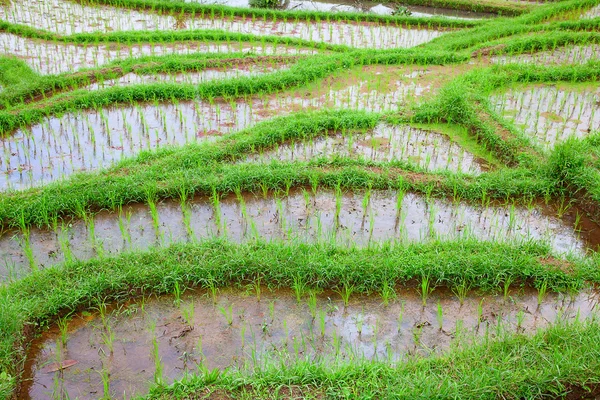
[26,288,598,398]
[86,63,289,90]
[0,32,315,75]
[490,84,600,149]
[0,188,587,282]
[0,66,429,190]
[0,0,448,48]
[245,124,486,174]
[491,43,600,65]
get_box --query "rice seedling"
[292,275,307,304]
[218,304,234,326]
[181,301,195,328]
[452,279,470,306]
[98,366,111,400]
[436,301,444,330]
[307,290,318,320]
[380,280,397,307]
[537,280,549,307]
[419,275,434,307]
[335,283,355,308]
[174,281,182,307]
[318,309,326,337]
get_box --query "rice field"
[1,0,600,398]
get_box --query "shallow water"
[1,64,445,190]
[0,189,594,282]
[84,64,289,90]
[181,0,494,19]
[0,0,448,48]
[492,44,600,65]
[0,33,315,75]
[490,84,600,149]
[20,287,600,399]
[244,123,490,174]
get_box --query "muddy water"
[0,0,448,48]
[0,33,316,75]
[244,123,490,174]
[1,64,449,190]
[490,84,600,149]
[492,44,600,65]
[21,287,600,399]
[84,64,289,90]
[0,189,594,282]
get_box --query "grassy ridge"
[0,239,596,397]
[0,21,353,51]
[0,52,302,107]
[427,0,600,52]
[548,134,600,222]
[0,48,468,134]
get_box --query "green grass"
[2,0,600,397]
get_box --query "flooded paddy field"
[21,287,600,399]
[0,64,465,190]
[0,33,317,75]
[2,188,597,281]
[178,0,496,19]
[0,0,449,48]
[3,0,600,398]
[582,4,600,18]
[490,83,600,149]
[84,64,290,90]
[243,123,494,174]
[492,44,600,65]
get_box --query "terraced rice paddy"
[490,83,600,149]
[492,43,600,65]
[1,0,600,398]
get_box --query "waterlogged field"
[24,288,600,399]
[490,83,600,149]
[2,188,594,281]
[2,0,600,398]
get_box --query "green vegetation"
[1,0,600,397]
